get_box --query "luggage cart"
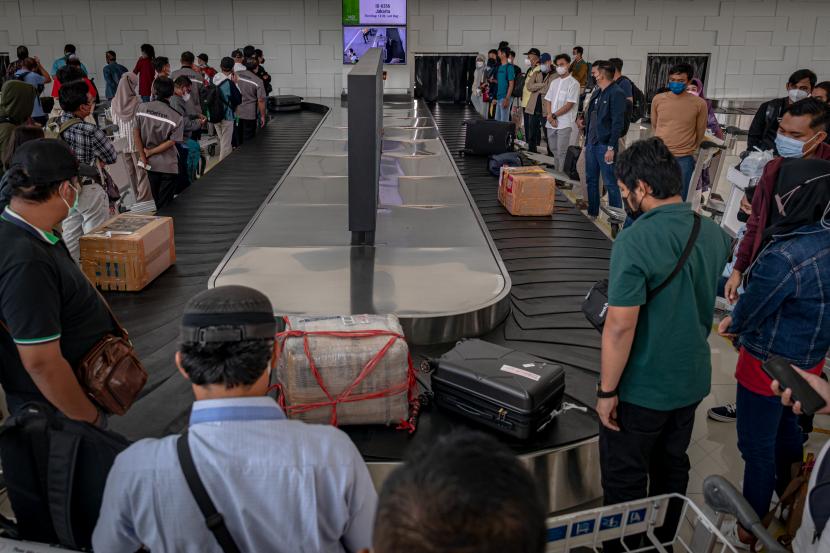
[544,475,786,553]
[688,138,727,215]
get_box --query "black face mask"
[487,59,497,67]
[623,188,645,221]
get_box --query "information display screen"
[343,0,406,26]
[343,26,407,65]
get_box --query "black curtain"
[644,54,710,103]
[414,55,476,103]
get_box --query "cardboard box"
[80,214,175,291]
[500,173,556,216]
[498,165,546,205]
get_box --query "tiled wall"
[2,0,830,98]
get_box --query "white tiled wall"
[2,0,830,98]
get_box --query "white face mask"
[524,58,531,67]
[556,65,568,76]
[540,64,550,74]
[476,61,484,68]
[508,58,514,64]
[182,93,191,102]
[788,88,809,103]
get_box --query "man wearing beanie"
[93,285,377,553]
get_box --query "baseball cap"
[540,53,552,63]
[523,48,541,58]
[10,139,98,182]
[180,285,277,345]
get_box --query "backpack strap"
[177,432,242,553]
[810,446,830,541]
[58,117,84,136]
[647,213,701,301]
[46,428,81,549]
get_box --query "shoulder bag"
[582,213,701,332]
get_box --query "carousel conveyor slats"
[104,109,326,440]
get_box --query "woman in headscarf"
[471,53,488,118]
[0,80,36,160]
[111,72,153,205]
[687,78,724,192]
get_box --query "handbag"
[75,287,147,415]
[582,213,701,332]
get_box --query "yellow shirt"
[521,66,541,109]
[650,91,708,157]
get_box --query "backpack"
[810,444,830,545]
[620,76,646,122]
[0,402,131,549]
[203,80,241,124]
[511,65,525,98]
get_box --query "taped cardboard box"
[500,172,556,216]
[498,165,546,205]
[80,214,175,291]
[276,314,413,427]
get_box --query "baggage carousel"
[105,100,607,513]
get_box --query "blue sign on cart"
[571,519,596,537]
[547,525,567,542]
[628,508,648,525]
[600,514,623,530]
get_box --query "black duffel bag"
[582,213,701,332]
[0,402,131,550]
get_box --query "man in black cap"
[94,285,378,553]
[0,139,116,424]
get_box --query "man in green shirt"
[596,137,730,546]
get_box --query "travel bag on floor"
[431,339,565,439]
[267,95,303,113]
[463,120,515,155]
[275,315,416,428]
[564,145,581,180]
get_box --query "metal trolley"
[545,476,787,553]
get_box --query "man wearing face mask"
[597,138,731,551]
[0,139,116,425]
[472,54,488,118]
[56,80,117,262]
[747,69,817,154]
[650,63,708,201]
[724,98,830,304]
[485,49,499,119]
[543,54,579,170]
[93,285,377,553]
[525,53,555,153]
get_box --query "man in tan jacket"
[650,62,707,201]
[524,53,555,153]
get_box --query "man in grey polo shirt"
[235,57,266,145]
[170,51,204,140]
[134,77,184,209]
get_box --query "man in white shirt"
[93,285,377,553]
[543,54,580,171]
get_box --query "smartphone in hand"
[762,356,828,415]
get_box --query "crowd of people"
[0,37,829,553]
[0,42,275,256]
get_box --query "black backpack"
[204,80,241,124]
[622,76,646,122]
[0,403,131,550]
[511,65,525,98]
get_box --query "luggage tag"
[537,402,588,433]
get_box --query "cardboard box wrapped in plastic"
[497,165,546,203]
[499,172,557,216]
[276,314,414,427]
[79,214,175,291]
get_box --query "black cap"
[180,285,276,345]
[10,139,98,182]
[524,48,541,58]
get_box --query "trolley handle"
[699,140,727,151]
[703,475,788,553]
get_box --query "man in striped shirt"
[134,77,185,209]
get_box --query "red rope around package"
[273,324,418,432]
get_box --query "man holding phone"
[718,157,830,547]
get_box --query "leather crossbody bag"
[582,213,701,332]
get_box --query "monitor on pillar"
[347,48,383,245]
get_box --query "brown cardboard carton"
[497,165,546,205]
[500,172,556,216]
[80,214,175,291]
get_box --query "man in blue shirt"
[93,285,377,553]
[102,50,128,100]
[14,57,51,126]
[579,60,627,218]
[495,45,516,122]
[51,44,88,76]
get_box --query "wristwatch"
[607,145,615,151]
[596,383,618,399]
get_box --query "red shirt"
[735,346,825,397]
[51,77,97,99]
[133,57,155,97]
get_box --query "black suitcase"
[564,145,581,180]
[464,120,515,155]
[267,95,304,113]
[431,339,565,439]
